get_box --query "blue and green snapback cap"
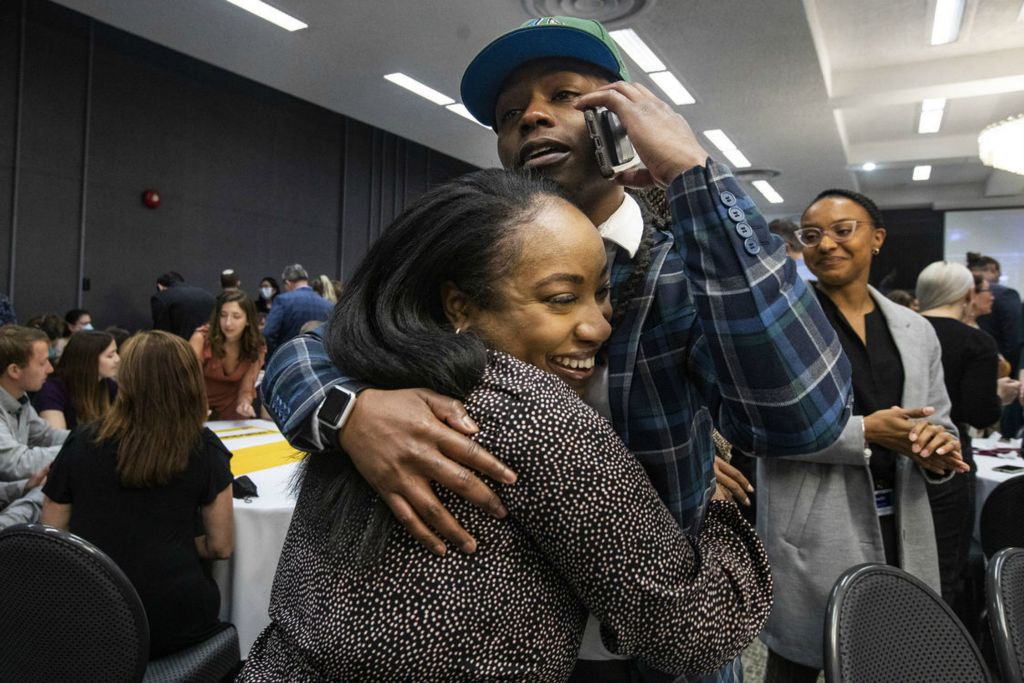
[460,16,630,128]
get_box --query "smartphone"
[993,465,1024,474]
[584,107,641,179]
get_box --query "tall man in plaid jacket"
[262,17,852,682]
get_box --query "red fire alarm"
[142,189,161,209]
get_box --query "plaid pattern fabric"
[608,159,850,534]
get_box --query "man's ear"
[440,281,473,330]
[3,362,21,382]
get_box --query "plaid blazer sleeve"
[260,327,366,452]
[666,158,852,456]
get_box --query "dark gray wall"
[0,0,476,330]
[872,207,945,293]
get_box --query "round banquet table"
[206,420,303,656]
[971,435,1023,543]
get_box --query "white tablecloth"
[972,436,1023,542]
[206,420,301,656]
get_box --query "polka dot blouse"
[239,351,772,682]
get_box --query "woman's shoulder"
[33,375,70,408]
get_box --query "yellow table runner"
[228,440,304,476]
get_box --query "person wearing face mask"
[34,331,119,431]
[757,189,968,682]
[63,309,93,335]
[189,290,265,420]
[256,277,279,314]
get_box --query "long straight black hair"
[306,168,565,557]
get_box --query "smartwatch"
[316,385,358,449]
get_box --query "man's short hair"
[220,269,241,289]
[281,264,309,283]
[460,16,630,128]
[156,271,185,288]
[64,308,89,326]
[0,325,48,370]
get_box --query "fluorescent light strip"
[609,29,666,73]
[223,0,307,31]
[922,97,946,111]
[383,73,455,106]
[862,161,877,171]
[931,0,966,45]
[918,108,944,134]
[648,71,696,105]
[702,129,751,168]
[752,180,784,204]
[446,104,489,128]
[913,165,932,181]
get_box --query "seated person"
[190,291,265,420]
[239,170,771,682]
[41,331,234,658]
[0,466,48,529]
[0,326,68,481]
[34,331,119,430]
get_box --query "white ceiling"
[50,0,1024,217]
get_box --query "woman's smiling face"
[461,197,612,393]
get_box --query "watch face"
[320,387,354,426]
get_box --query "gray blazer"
[757,286,957,669]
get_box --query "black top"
[239,351,771,682]
[43,426,233,657]
[924,317,1001,461]
[816,289,904,564]
[150,282,216,340]
[32,376,117,429]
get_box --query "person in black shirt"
[917,260,1013,620]
[42,331,234,658]
[758,189,968,682]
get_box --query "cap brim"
[460,26,623,128]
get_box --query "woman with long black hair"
[239,170,771,682]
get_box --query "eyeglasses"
[794,219,869,248]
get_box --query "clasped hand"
[863,406,967,475]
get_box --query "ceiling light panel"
[609,29,666,73]
[862,162,877,171]
[721,149,752,168]
[383,73,455,106]
[918,109,945,134]
[446,104,489,128]
[703,129,751,168]
[648,71,696,105]
[223,0,307,31]
[931,0,966,45]
[913,165,932,181]
[752,180,784,204]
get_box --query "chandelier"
[978,114,1024,176]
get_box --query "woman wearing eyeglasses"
[756,189,969,682]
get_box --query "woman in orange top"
[190,290,266,420]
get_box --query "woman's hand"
[235,400,257,419]
[997,377,1021,406]
[863,406,967,475]
[713,456,752,506]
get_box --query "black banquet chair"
[987,547,1024,683]
[980,477,1024,559]
[0,523,239,683]
[824,563,990,683]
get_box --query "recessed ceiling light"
[609,29,666,73]
[383,73,455,106]
[446,104,489,128]
[648,71,696,105]
[922,97,947,111]
[862,162,877,171]
[223,0,307,31]
[913,165,932,181]
[721,149,752,168]
[918,109,944,134]
[752,180,784,204]
[931,0,966,45]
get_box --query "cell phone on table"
[584,107,641,178]
[993,465,1024,474]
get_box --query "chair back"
[987,547,1024,683]
[824,563,989,683]
[0,523,149,683]
[980,477,1024,559]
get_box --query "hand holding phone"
[584,107,641,179]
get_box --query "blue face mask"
[48,346,58,361]
[260,287,274,300]
[82,323,94,331]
